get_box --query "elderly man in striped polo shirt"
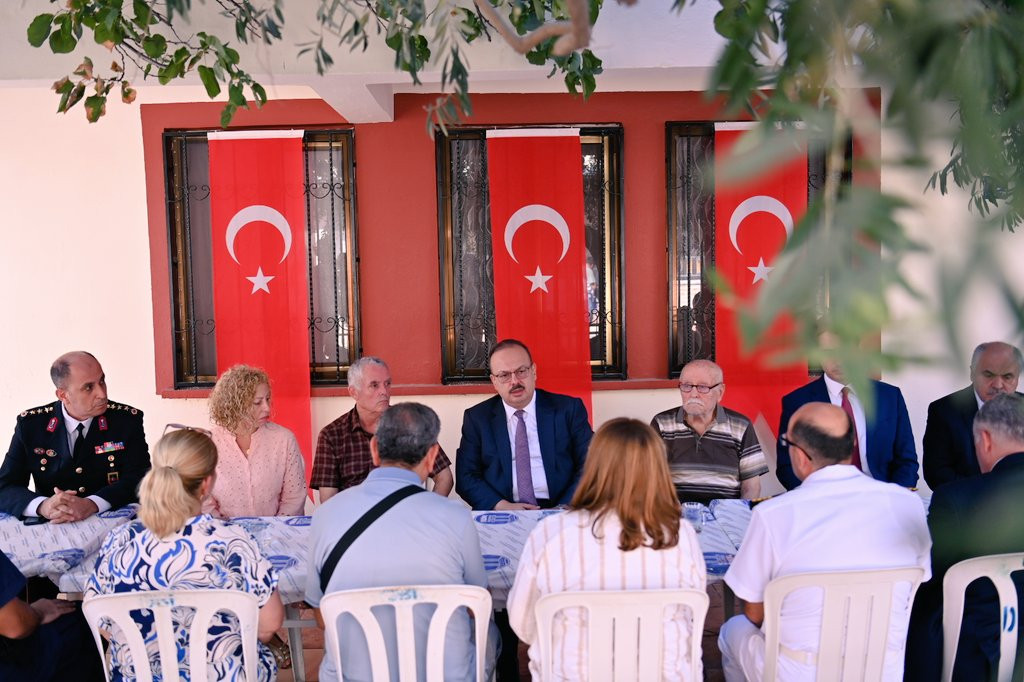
[651,359,768,503]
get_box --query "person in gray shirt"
[306,401,496,681]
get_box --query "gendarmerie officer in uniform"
[0,351,150,522]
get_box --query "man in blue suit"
[456,338,592,681]
[922,341,1022,489]
[456,339,592,511]
[905,392,1024,681]
[776,334,918,490]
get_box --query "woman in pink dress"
[203,364,307,518]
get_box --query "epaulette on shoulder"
[106,401,142,417]
[18,404,56,420]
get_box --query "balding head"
[50,351,98,389]
[787,402,856,479]
[51,351,108,420]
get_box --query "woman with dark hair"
[507,418,707,681]
[86,427,285,681]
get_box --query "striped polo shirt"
[652,404,768,504]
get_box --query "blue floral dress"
[86,514,279,682]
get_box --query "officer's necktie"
[72,423,88,461]
[514,410,538,505]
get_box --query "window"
[437,127,625,382]
[165,130,359,387]
[666,123,852,376]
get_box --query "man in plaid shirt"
[310,356,453,502]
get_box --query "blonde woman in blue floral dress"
[86,427,285,681]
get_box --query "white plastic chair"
[319,585,492,682]
[761,567,925,682]
[82,589,260,682]
[941,552,1024,682]
[532,588,710,681]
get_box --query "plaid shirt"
[310,406,451,491]
[651,403,768,504]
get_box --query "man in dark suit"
[905,392,1024,681]
[922,341,1023,489]
[0,351,150,521]
[456,338,592,681]
[456,338,592,511]
[776,333,918,490]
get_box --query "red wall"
[142,91,877,396]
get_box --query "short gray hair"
[974,392,1024,444]
[348,356,389,389]
[375,402,440,466]
[971,342,1024,373]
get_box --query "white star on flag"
[524,266,553,293]
[246,266,275,294]
[748,257,774,284]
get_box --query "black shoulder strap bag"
[318,485,425,593]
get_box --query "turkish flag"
[208,130,312,481]
[714,124,808,433]
[486,130,592,415]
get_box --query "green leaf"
[220,103,237,128]
[27,14,54,48]
[84,94,106,122]
[228,82,246,107]
[198,65,221,98]
[132,0,151,27]
[251,82,267,105]
[48,22,77,54]
[525,50,546,66]
[142,34,167,58]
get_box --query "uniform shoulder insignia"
[17,404,53,421]
[107,401,143,417]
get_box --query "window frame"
[162,126,361,389]
[436,125,626,383]
[665,122,854,377]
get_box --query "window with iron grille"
[666,123,851,376]
[437,127,625,382]
[164,130,359,387]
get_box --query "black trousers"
[494,608,521,681]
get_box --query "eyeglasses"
[491,366,533,383]
[163,423,212,437]
[679,382,722,394]
[779,432,803,451]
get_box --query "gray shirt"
[306,465,493,681]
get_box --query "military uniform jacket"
[0,400,151,517]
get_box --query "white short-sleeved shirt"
[508,509,707,681]
[724,465,931,681]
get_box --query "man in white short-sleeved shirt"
[719,402,931,682]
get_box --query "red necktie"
[841,387,862,470]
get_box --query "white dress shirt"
[501,393,550,501]
[25,409,110,516]
[822,373,870,477]
[723,465,931,681]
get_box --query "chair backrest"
[762,567,925,682]
[941,552,1024,682]
[319,585,492,682]
[82,589,260,682]
[532,588,710,682]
